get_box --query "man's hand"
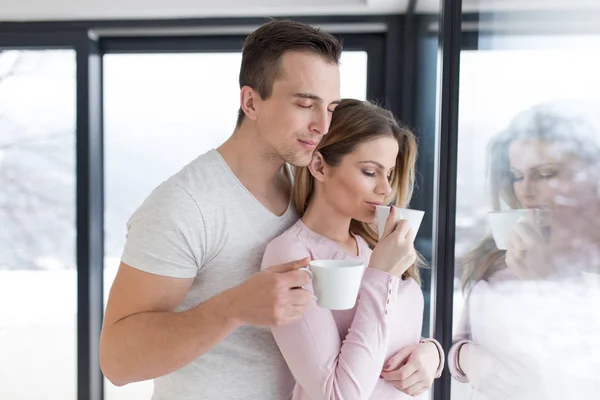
[380,341,440,397]
[228,257,314,327]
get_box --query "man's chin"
[283,153,312,168]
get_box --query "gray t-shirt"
[121,149,298,400]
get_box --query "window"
[103,50,368,398]
[0,49,76,400]
[451,35,600,400]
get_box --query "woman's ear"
[308,151,327,183]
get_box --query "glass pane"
[0,49,76,399]
[103,50,368,399]
[451,4,600,400]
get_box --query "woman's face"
[321,135,399,223]
[508,139,600,246]
[508,139,597,211]
[508,139,565,210]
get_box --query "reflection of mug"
[375,206,425,239]
[299,260,365,310]
[488,209,548,250]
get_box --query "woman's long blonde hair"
[461,102,600,292]
[292,99,422,283]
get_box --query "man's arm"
[100,259,312,386]
[99,262,239,386]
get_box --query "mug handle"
[298,267,313,280]
[298,267,318,302]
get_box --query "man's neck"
[217,124,288,195]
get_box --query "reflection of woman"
[449,102,600,399]
[261,99,444,399]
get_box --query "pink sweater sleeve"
[261,236,399,400]
[448,294,473,382]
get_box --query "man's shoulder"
[172,149,225,185]
[131,150,227,217]
[165,149,236,204]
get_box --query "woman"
[261,99,444,399]
[449,102,600,400]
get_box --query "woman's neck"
[301,195,353,245]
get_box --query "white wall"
[0,0,407,21]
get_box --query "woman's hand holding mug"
[369,206,417,277]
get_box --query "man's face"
[254,51,341,167]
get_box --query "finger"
[393,370,422,390]
[397,361,419,381]
[504,250,533,279]
[280,269,312,288]
[381,205,398,239]
[513,221,544,247]
[267,257,310,273]
[405,227,415,243]
[404,382,429,397]
[289,288,315,306]
[524,208,550,232]
[507,229,525,251]
[504,246,525,274]
[383,346,414,372]
[382,360,418,381]
[392,219,411,238]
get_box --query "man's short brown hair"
[237,19,343,126]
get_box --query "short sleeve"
[120,182,206,278]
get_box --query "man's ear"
[308,151,327,183]
[240,86,260,121]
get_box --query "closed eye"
[539,171,558,179]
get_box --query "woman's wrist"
[420,338,445,377]
[457,342,470,375]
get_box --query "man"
[99,20,342,400]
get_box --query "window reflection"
[451,37,600,400]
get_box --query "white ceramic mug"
[488,209,548,250]
[375,206,425,239]
[299,259,365,310]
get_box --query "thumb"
[382,206,397,239]
[266,257,310,273]
[384,345,413,372]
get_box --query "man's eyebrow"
[294,93,342,105]
[294,93,322,101]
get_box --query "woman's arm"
[261,237,400,400]
[420,338,445,378]
[448,294,473,382]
